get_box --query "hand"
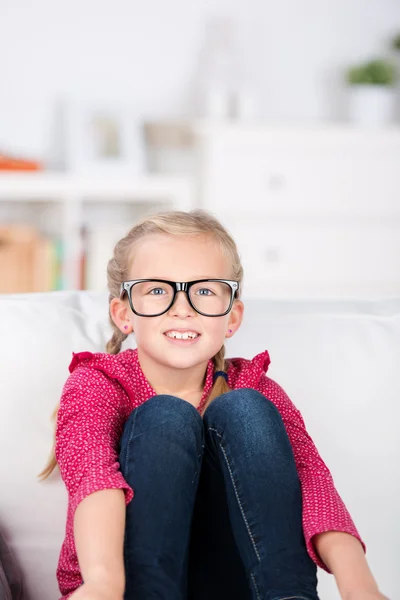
[344,591,389,600]
[69,581,123,600]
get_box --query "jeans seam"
[208,427,262,564]
[250,573,261,600]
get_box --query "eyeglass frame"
[120,278,240,317]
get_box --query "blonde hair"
[39,209,243,480]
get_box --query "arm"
[55,365,134,591]
[258,375,388,598]
[315,532,386,599]
[74,489,126,596]
[258,374,365,567]
[257,377,366,552]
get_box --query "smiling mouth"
[164,331,200,340]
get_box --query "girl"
[40,210,387,600]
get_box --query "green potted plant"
[392,34,400,52]
[345,58,396,125]
[392,34,400,124]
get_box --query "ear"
[110,297,133,334]
[227,300,244,336]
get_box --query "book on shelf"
[0,222,131,293]
[0,224,63,293]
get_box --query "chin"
[159,348,212,369]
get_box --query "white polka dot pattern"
[55,348,364,598]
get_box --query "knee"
[120,395,203,449]
[124,394,203,432]
[119,396,204,482]
[203,388,286,444]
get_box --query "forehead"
[128,233,232,280]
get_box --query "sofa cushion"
[0,291,399,600]
[0,291,117,600]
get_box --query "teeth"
[166,331,199,340]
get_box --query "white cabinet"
[167,122,400,299]
[205,146,400,217]
[221,216,400,298]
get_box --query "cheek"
[132,318,161,340]
[203,317,229,338]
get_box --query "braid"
[200,344,231,415]
[106,316,128,354]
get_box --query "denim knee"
[122,394,202,440]
[203,388,287,447]
[119,395,204,468]
[204,387,282,424]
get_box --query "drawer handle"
[267,174,286,190]
[264,246,282,263]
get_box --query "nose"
[168,290,195,317]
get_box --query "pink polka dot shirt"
[55,348,365,599]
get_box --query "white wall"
[0,0,399,160]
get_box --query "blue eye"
[197,288,213,296]
[149,288,165,295]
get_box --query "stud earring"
[228,329,233,334]
[124,325,129,331]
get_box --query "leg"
[119,395,204,600]
[187,438,252,600]
[201,388,319,600]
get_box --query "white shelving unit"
[0,172,194,290]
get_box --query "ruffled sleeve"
[55,357,134,518]
[227,350,271,388]
[68,351,95,373]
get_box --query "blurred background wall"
[0,0,399,158]
[0,0,399,296]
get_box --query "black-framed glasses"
[120,279,239,317]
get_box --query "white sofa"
[0,291,398,600]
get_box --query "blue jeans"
[119,389,319,600]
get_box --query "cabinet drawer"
[205,143,400,217]
[222,217,400,297]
